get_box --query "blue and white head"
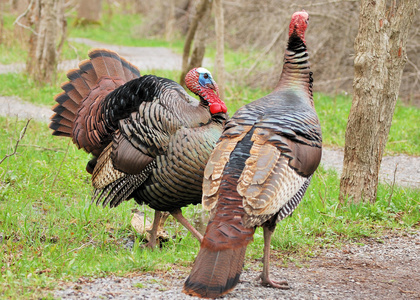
[196,67,218,93]
[184,67,226,114]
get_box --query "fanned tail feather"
[49,48,140,139]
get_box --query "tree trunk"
[186,0,212,71]
[214,0,225,100]
[179,0,211,87]
[165,0,176,41]
[339,0,419,203]
[77,0,102,24]
[26,0,65,83]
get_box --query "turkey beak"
[206,80,220,97]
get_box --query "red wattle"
[209,101,227,114]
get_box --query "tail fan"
[49,49,140,143]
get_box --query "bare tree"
[25,0,65,83]
[179,0,212,87]
[214,0,225,100]
[165,0,176,41]
[339,0,419,203]
[76,0,102,25]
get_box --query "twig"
[290,0,359,7]
[0,119,31,166]
[13,0,38,36]
[51,140,71,189]
[67,42,80,62]
[245,27,287,77]
[387,163,398,207]
[316,76,354,86]
[57,238,95,259]
[19,144,66,152]
[398,287,417,294]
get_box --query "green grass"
[0,73,65,107]
[0,117,202,298]
[0,117,419,298]
[68,12,184,51]
[315,93,420,155]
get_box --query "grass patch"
[67,9,184,51]
[315,93,420,155]
[1,116,419,298]
[0,73,64,107]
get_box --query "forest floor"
[1,39,419,299]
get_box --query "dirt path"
[54,232,420,299]
[0,38,207,74]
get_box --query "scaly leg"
[143,210,169,248]
[257,224,290,289]
[170,208,203,242]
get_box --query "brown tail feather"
[77,60,99,88]
[54,92,79,115]
[49,48,140,148]
[51,105,75,121]
[60,82,83,105]
[66,69,93,99]
[184,170,255,298]
[183,245,248,298]
[88,48,126,79]
[120,56,141,81]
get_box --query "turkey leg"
[257,224,290,289]
[144,210,170,248]
[170,208,203,242]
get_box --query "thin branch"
[51,140,71,189]
[290,0,359,7]
[57,238,96,259]
[387,163,398,207]
[13,0,38,36]
[0,119,31,166]
[245,27,286,77]
[19,144,66,152]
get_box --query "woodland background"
[122,0,419,104]
[2,0,419,105]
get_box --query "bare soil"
[54,232,420,299]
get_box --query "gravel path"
[1,38,419,300]
[0,38,209,74]
[54,232,420,299]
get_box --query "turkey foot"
[142,211,170,249]
[256,273,290,289]
[170,208,203,242]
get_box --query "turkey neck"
[274,33,313,102]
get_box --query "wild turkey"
[49,48,228,248]
[183,11,322,298]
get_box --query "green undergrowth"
[68,12,184,51]
[0,116,419,298]
[315,93,420,155]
